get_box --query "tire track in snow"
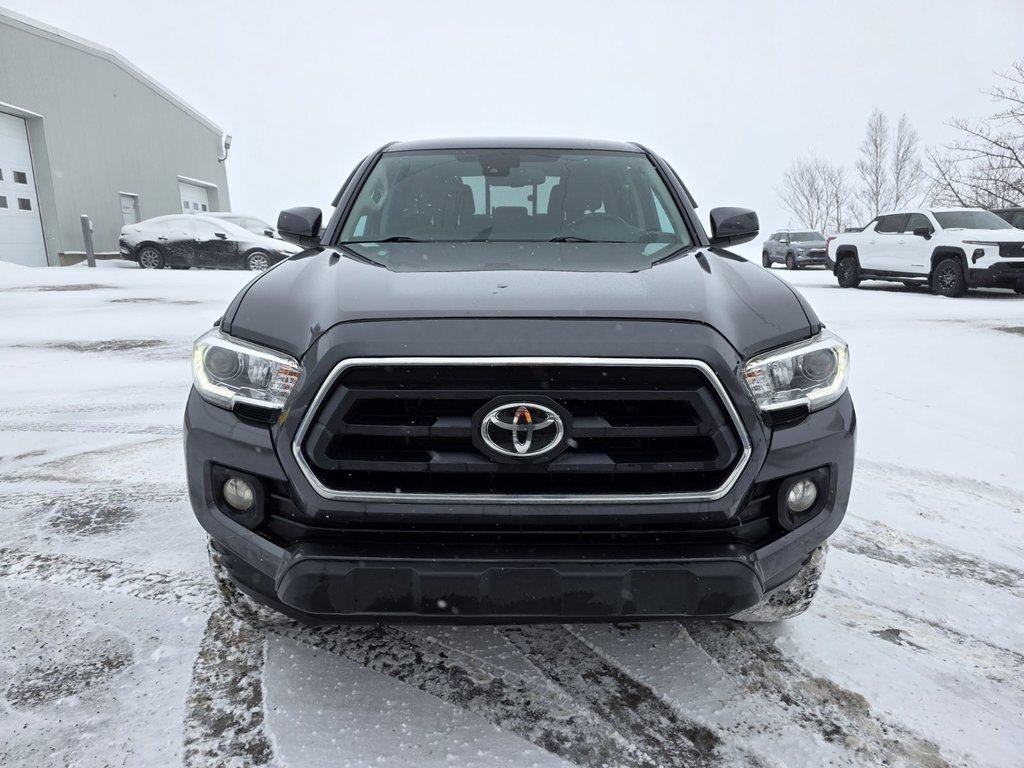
[0,402,168,417]
[686,622,952,767]
[276,622,647,768]
[858,459,1024,509]
[824,585,1024,692]
[0,546,277,767]
[183,610,275,768]
[833,521,1024,600]
[0,420,180,437]
[0,547,215,612]
[497,625,728,768]
[0,484,186,513]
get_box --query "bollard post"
[80,215,96,268]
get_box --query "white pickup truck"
[828,207,1024,297]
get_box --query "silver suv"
[762,230,828,269]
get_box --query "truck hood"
[224,242,818,359]
[942,227,1024,241]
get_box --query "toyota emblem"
[479,401,566,460]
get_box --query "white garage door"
[0,112,46,268]
[179,181,211,214]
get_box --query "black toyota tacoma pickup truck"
[185,138,855,625]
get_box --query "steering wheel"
[563,212,637,241]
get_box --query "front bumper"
[969,261,1024,289]
[186,384,856,623]
[794,251,827,265]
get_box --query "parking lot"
[1,261,1022,768]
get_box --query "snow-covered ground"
[0,259,1022,768]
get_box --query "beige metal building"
[0,7,230,266]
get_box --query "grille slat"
[299,362,746,498]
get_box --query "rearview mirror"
[708,207,759,247]
[912,226,932,239]
[278,206,323,247]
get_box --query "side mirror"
[912,226,932,239]
[708,207,759,247]
[278,206,323,247]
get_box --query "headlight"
[795,247,806,254]
[192,328,300,409]
[742,330,849,412]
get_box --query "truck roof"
[384,137,643,153]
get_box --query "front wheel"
[246,251,270,271]
[785,253,796,270]
[137,246,164,269]
[762,252,771,268]
[932,257,966,297]
[836,256,861,288]
[732,543,828,622]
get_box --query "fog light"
[223,477,255,511]
[787,479,818,513]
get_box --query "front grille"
[998,243,1024,258]
[297,360,748,499]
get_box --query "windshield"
[338,150,692,246]
[790,231,825,241]
[933,210,1014,230]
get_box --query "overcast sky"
[5,0,1024,253]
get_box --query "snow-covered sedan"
[119,214,301,271]
[207,212,279,238]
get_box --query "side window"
[875,215,904,233]
[191,220,219,239]
[902,213,932,233]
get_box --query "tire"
[1014,286,1024,295]
[207,538,292,627]
[762,252,771,268]
[785,253,796,270]
[836,256,861,288]
[136,245,165,269]
[932,257,967,297]
[246,251,270,271]
[732,543,828,622]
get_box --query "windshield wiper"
[649,245,697,266]
[341,236,423,244]
[548,236,634,243]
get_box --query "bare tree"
[891,114,925,208]
[856,110,892,217]
[777,155,828,231]
[927,58,1024,206]
[778,155,857,233]
[821,163,855,233]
